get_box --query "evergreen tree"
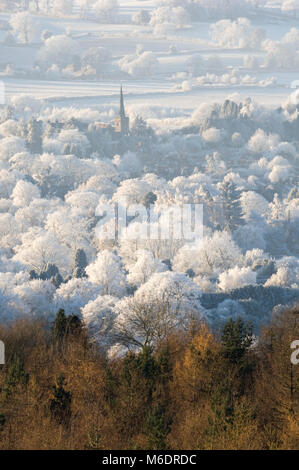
[287,186,299,202]
[142,191,157,224]
[220,99,241,119]
[0,413,5,432]
[255,259,276,284]
[221,180,244,231]
[17,118,27,139]
[49,374,72,426]
[185,268,195,279]
[43,122,55,139]
[30,264,63,288]
[131,116,152,138]
[27,118,43,154]
[142,191,157,209]
[203,318,255,443]
[121,347,160,405]
[131,116,156,154]
[221,317,253,365]
[51,272,64,289]
[63,142,82,158]
[145,405,169,450]
[137,346,158,385]
[52,308,83,346]
[66,314,83,337]
[4,354,29,398]
[269,193,285,221]
[52,308,67,344]
[73,248,88,278]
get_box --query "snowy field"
[3,77,292,108]
[1,0,299,116]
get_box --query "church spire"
[114,85,129,136]
[120,85,125,117]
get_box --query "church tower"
[114,86,129,136]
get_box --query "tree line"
[0,305,298,450]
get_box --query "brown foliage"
[0,307,298,449]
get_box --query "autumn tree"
[255,306,299,449]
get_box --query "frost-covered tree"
[0,137,26,165]
[93,0,119,23]
[81,294,117,345]
[113,178,152,206]
[118,51,158,78]
[11,279,56,318]
[218,266,257,291]
[127,250,167,287]
[0,119,18,138]
[9,12,39,44]
[240,191,269,222]
[248,129,279,155]
[60,129,90,158]
[86,250,126,297]
[132,9,150,25]
[233,224,267,252]
[81,46,111,74]
[202,128,222,144]
[220,180,244,232]
[113,272,203,349]
[52,0,73,16]
[0,213,20,250]
[113,152,142,179]
[45,208,92,257]
[11,180,41,208]
[150,6,190,35]
[173,231,242,276]
[269,194,286,221]
[243,54,260,70]
[27,118,43,154]
[14,197,62,232]
[14,229,71,276]
[265,257,299,289]
[54,278,102,315]
[187,53,204,77]
[205,152,226,176]
[210,18,265,49]
[37,35,79,68]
